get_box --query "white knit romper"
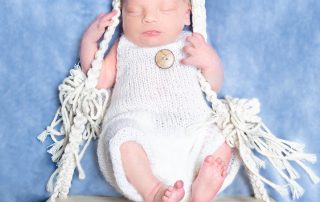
[97,31,241,202]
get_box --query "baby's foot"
[191,155,227,202]
[153,180,185,202]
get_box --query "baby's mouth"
[142,30,161,36]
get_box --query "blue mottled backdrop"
[0,0,319,202]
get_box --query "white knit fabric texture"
[97,31,241,202]
[104,32,213,131]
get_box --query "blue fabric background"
[0,0,319,202]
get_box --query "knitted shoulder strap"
[38,0,319,202]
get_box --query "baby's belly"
[104,93,212,130]
[105,67,213,129]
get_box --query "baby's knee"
[120,141,141,153]
[119,140,147,159]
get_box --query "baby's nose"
[142,11,158,23]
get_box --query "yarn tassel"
[38,3,120,199]
[38,63,111,201]
[198,76,319,201]
[47,139,66,162]
[289,180,304,199]
[74,152,86,180]
[221,96,319,200]
[48,111,87,199]
[296,160,320,184]
[247,170,272,202]
[37,109,63,143]
[46,169,59,193]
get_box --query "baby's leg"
[120,141,185,202]
[190,142,232,202]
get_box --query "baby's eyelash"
[127,9,140,13]
[125,6,141,12]
[160,8,177,14]
[126,10,142,16]
[128,11,140,13]
[161,8,177,12]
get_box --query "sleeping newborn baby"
[80,0,240,201]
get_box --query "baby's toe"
[174,180,184,189]
[222,164,227,171]
[215,157,223,165]
[164,189,172,197]
[162,195,170,201]
[205,155,214,163]
[222,169,227,177]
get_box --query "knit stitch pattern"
[103,32,212,131]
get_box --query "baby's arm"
[181,33,224,92]
[80,11,118,89]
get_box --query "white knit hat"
[39,1,319,202]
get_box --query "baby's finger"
[96,13,105,19]
[186,35,200,48]
[101,10,118,21]
[97,14,117,30]
[99,18,114,27]
[180,55,197,66]
[192,32,206,42]
[97,20,113,31]
[182,45,196,56]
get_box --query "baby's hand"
[181,33,221,72]
[82,10,117,43]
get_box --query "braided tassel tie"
[197,71,319,201]
[37,1,121,201]
[37,65,111,201]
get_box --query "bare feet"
[191,155,227,202]
[152,180,185,202]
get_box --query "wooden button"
[155,49,175,69]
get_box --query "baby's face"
[122,0,191,47]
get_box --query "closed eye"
[127,10,140,13]
[125,7,142,16]
[161,8,177,12]
[160,3,178,11]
